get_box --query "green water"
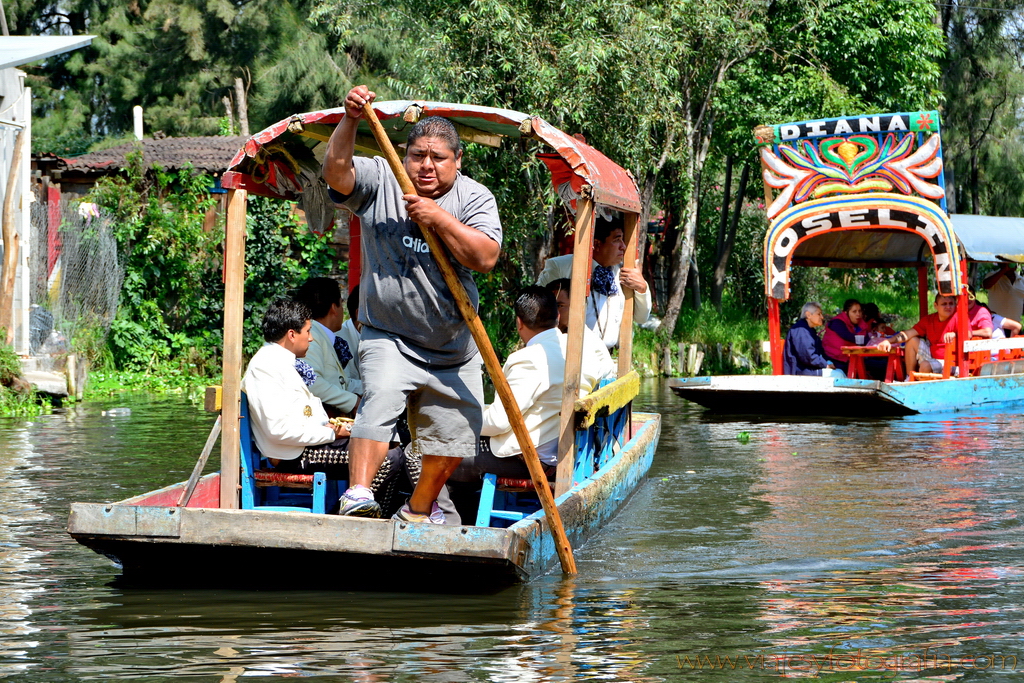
[0,381,1021,680]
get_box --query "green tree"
[939,0,1024,215]
[16,0,394,152]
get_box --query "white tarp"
[0,36,93,71]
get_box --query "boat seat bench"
[239,393,344,514]
[475,373,639,528]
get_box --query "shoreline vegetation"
[3,276,939,417]
[10,0,1024,416]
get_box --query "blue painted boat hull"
[669,374,1024,416]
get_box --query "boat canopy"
[756,111,964,300]
[221,101,641,235]
[949,214,1024,264]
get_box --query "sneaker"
[392,501,446,525]
[338,486,381,518]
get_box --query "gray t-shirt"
[330,155,502,365]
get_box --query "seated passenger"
[294,278,359,416]
[861,302,896,344]
[877,292,993,374]
[449,287,565,484]
[337,284,363,396]
[240,299,404,515]
[537,216,651,349]
[783,302,844,376]
[546,277,617,391]
[822,299,867,373]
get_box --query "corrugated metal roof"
[0,35,93,71]
[59,136,249,175]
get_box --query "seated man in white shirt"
[241,299,404,516]
[294,278,360,416]
[546,278,617,393]
[537,216,652,348]
[449,287,565,484]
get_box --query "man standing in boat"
[322,85,502,522]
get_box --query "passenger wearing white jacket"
[241,299,403,513]
[536,217,651,349]
[450,287,565,483]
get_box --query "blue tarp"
[950,214,1024,263]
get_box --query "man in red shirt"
[878,293,992,375]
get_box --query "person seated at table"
[822,299,868,373]
[983,263,1024,320]
[449,286,565,485]
[546,278,617,391]
[241,298,405,515]
[783,302,845,377]
[861,302,895,341]
[877,292,992,375]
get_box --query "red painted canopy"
[222,101,640,214]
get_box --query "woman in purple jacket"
[783,302,839,376]
[822,299,867,373]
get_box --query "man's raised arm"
[323,86,376,197]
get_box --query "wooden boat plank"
[392,522,515,560]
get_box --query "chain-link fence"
[28,194,123,356]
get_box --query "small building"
[0,35,93,357]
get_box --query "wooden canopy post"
[768,297,783,375]
[917,265,929,319]
[0,128,26,345]
[361,104,577,575]
[557,198,595,496]
[220,188,247,508]
[617,212,640,377]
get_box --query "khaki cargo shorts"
[351,334,483,459]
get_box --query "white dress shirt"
[482,327,567,460]
[537,254,652,348]
[240,342,336,460]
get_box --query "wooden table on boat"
[842,345,905,382]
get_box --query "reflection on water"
[0,384,1021,680]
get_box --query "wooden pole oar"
[361,103,578,575]
[178,415,222,507]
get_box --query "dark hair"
[346,284,360,322]
[861,302,883,323]
[842,298,861,313]
[594,214,625,243]
[262,299,311,343]
[546,278,571,297]
[295,277,341,319]
[515,286,558,330]
[407,116,462,156]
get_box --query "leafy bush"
[88,155,337,379]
